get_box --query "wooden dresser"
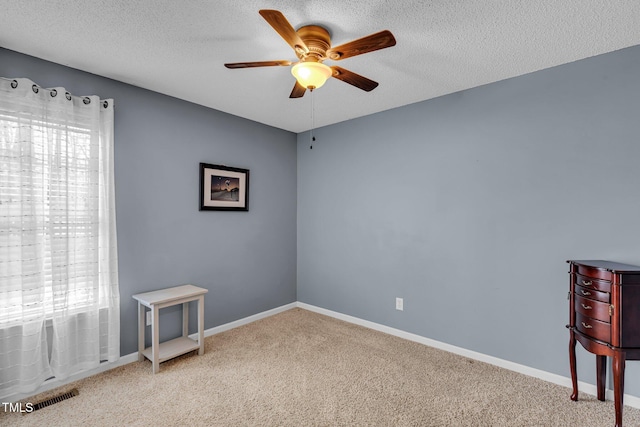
[567,260,640,427]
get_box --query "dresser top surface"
[568,260,640,273]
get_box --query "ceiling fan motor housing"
[296,25,332,62]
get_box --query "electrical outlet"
[396,297,403,311]
[146,311,152,326]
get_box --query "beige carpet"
[2,308,640,426]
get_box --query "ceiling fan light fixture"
[291,62,332,90]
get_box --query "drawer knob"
[581,303,592,310]
[582,280,593,286]
[580,290,591,296]
[581,322,593,329]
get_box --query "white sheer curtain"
[0,77,119,396]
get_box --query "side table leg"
[182,302,189,337]
[152,305,160,374]
[613,352,625,427]
[569,329,579,401]
[137,303,145,362]
[198,295,205,355]
[596,355,606,401]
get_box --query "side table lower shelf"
[140,336,201,364]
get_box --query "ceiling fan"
[224,9,396,98]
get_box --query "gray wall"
[297,45,640,395]
[0,47,298,356]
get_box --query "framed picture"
[199,163,249,211]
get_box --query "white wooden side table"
[132,284,208,373]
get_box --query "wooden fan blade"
[259,9,309,54]
[326,30,396,60]
[225,60,292,69]
[289,81,307,98]
[331,66,379,92]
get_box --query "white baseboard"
[7,300,640,410]
[296,302,640,410]
[196,302,298,339]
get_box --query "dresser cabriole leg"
[569,329,579,401]
[613,352,625,427]
[596,354,606,401]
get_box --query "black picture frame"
[199,163,249,211]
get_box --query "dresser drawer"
[575,273,611,293]
[574,264,614,281]
[575,295,610,322]
[574,284,609,303]
[576,312,610,343]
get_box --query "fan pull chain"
[310,89,315,149]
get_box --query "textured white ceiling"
[0,1,639,133]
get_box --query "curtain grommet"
[83,97,91,105]
[11,80,18,89]
[50,89,57,98]
[103,100,109,108]
[32,84,39,94]
[65,92,72,101]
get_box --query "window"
[0,113,99,325]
